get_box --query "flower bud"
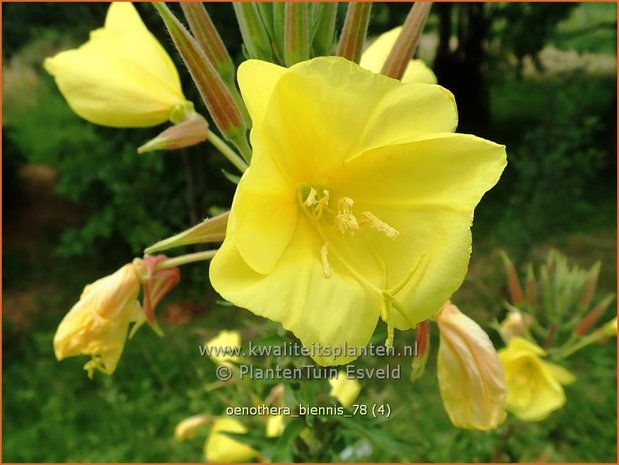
[204,418,257,463]
[437,302,507,430]
[329,371,361,408]
[602,317,617,337]
[175,415,211,441]
[138,113,209,154]
[410,320,430,382]
[144,211,228,255]
[53,263,143,378]
[499,337,575,421]
[499,310,533,342]
[266,415,285,438]
[44,3,191,128]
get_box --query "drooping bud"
[380,2,433,80]
[133,255,181,336]
[284,3,310,66]
[137,113,209,153]
[153,3,250,159]
[144,211,229,255]
[336,3,372,64]
[329,371,361,408]
[410,320,430,382]
[437,302,506,431]
[175,415,211,441]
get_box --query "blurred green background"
[2,2,616,462]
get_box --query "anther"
[362,211,400,239]
[320,243,331,279]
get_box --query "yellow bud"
[53,263,143,377]
[44,3,190,128]
[436,302,507,431]
[174,415,210,442]
[499,337,575,422]
[205,330,241,366]
[138,113,209,154]
[266,414,285,438]
[602,317,617,337]
[204,418,257,463]
[329,371,361,408]
[499,310,533,342]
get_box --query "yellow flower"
[204,418,257,463]
[436,302,506,430]
[329,371,361,408]
[266,414,285,438]
[360,27,437,84]
[53,263,143,378]
[44,2,191,128]
[210,57,506,365]
[205,330,241,366]
[499,337,575,421]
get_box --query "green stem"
[208,130,248,173]
[155,250,217,270]
[552,329,606,361]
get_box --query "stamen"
[304,187,318,208]
[335,197,359,235]
[320,242,331,279]
[362,211,400,238]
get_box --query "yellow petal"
[241,57,456,183]
[210,216,380,366]
[204,418,257,463]
[266,415,285,438]
[437,303,506,430]
[44,2,187,127]
[329,371,362,408]
[237,59,287,128]
[175,415,210,441]
[360,27,437,84]
[205,330,241,366]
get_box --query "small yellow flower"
[44,2,191,127]
[499,337,575,421]
[436,302,506,430]
[266,414,285,438]
[329,371,361,408]
[360,27,437,84]
[210,57,506,365]
[205,330,241,366]
[53,263,143,378]
[204,418,257,463]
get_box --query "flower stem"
[154,250,218,270]
[208,130,248,173]
[337,2,372,63]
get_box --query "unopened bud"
[138,113,209,154]
[144,211,229,255]
[175,415,211,441]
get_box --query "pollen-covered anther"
[335,197,360,235]
[304,187,318,208]
[362,211,400,239]
[320,242,332,279]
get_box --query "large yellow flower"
[499,337,575,421]
[44,2,191,127]
[360,27,437,84]
[210,57,506,365]
[53,263,143,378]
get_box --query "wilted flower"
[204,418,257,463]
[205,330,241,366]
[329,371,361,408]
[436,302,506,430]
[210,57,506,365]
[53,263,143,378]
[44,2,192,128]
[360,27,437,84]
[499,337,575,421]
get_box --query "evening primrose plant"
[47,2,519,460]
